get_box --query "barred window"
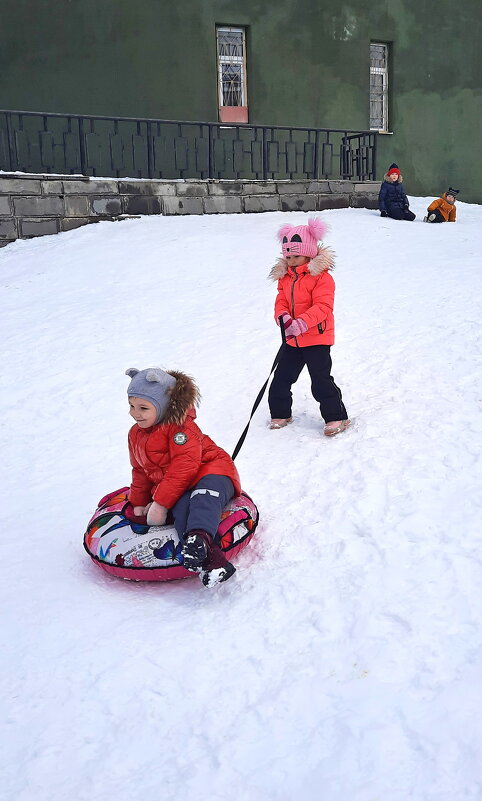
[216,27,247,107]
[370,43,389,131]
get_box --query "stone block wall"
[0,174,380,247]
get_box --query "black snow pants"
[388,207,416,221]
[268,344,348,423]
[427,209,445,223]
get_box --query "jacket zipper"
[290,271,300,347]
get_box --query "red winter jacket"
[127,373,241,509]
[270,249,336,347]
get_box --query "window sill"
[372,130,394,135]
[219,106,248,124]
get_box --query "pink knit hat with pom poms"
[278,217,329,259]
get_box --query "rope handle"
[231,317,286,460]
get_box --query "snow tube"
[84,487,259,581]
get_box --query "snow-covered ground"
[1,199,481,801]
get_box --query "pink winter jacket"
[269,250,336,347]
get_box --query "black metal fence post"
[262,127,268,180]
[5,111,16,171]
[78,116,86,176]
[146,120,154,178]
[313,129,320,180]
[207,123,213,179]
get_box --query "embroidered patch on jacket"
[173,432,188,445]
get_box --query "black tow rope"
[231,316,286,460]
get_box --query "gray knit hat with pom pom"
[126,367,177,424]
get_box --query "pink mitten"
[284,317,308,337]
[133,505,148,516]
[279,312,293,328]
[146,501,168,526]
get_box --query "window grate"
[216,27,247,107]
[370,43,389,131]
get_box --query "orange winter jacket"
[128,409,241,510]
[427,193,457,221]
[270,250,336,347]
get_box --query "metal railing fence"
[0,109,377,181]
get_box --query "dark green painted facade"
[1,0,481,201]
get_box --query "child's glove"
[282,313,308,338]
[146,501,168,526]
[278,313,291,327]
[133,505,149,516]
[279,312,293,328]
[380,210,388,217]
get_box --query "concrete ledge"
[61,217,93,231]
[63,180,118,194]
[162,196,204,215]
[328,181,355,193]
[241,182,277,195]
[0,196,12,215]
[280,194,317,212]
[244,195,280,213]
[123,196,161,215]
[204,196,242,214]
[318,194,350,210]
[277,182,309,194]
[13,196,64,216]
[118,180,176,196]
[0,178,42,194]
[42,180,65,195]
[207,181,244,195]
[0,173,381,246]
[176,182,209,197]
[350,194,379,209]
[20,218,60,237]
[0,218,16,237]
[307,180,330,193]
[64,196,90,217]
[353,181,380,193]
[91,197,123,216]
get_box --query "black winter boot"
[201,561,236,588]
[182,530,209,572]
[182,529,236,587]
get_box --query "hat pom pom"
[307,217,328,242]
[277,223,294,241]
[125,368,139,378]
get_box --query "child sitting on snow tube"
[125,366,241,587]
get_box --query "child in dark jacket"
[424,188,459,222]
[126,367,241,587]
[268,217,350,437]
[378,163,416,221]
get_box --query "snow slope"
[1,199,482,801]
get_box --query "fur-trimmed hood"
[163,370,200,425]
[383,171,404,183]
[269,246,335,281]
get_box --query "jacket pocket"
[317,321,326,334]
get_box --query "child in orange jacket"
[126,367,241,586]
[424,188,459,223]
[268,217,350,437]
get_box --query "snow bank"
[1,198,481,801]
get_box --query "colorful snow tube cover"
[84,487,259,581]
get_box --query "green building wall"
[1,0,481,201]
